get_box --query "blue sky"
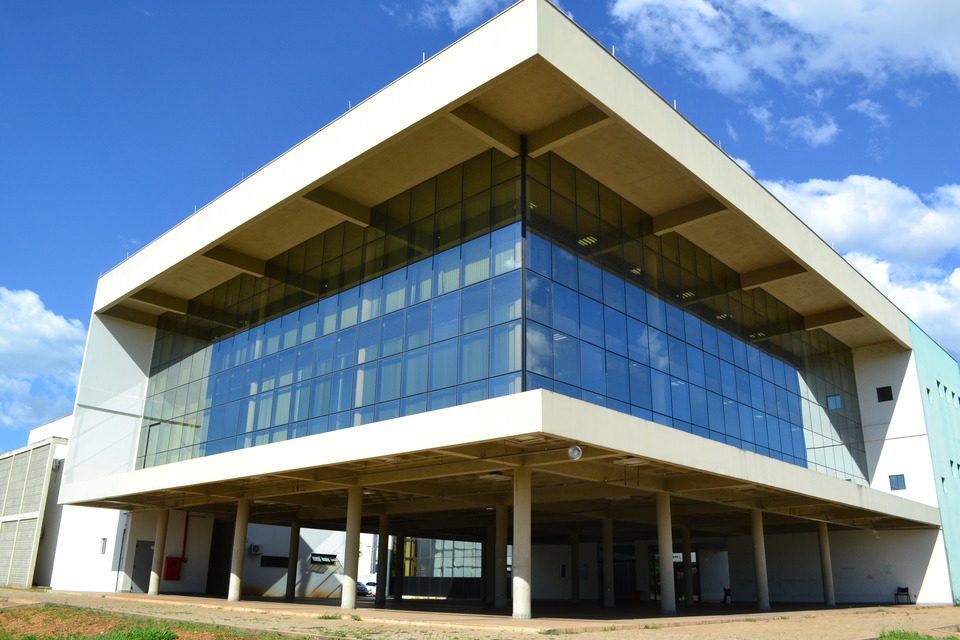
[1,0,958,452]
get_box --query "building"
[56,0,960,619]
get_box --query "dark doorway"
[205,519,233,596]
[131,540,154,593]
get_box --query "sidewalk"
[1,588,958,640]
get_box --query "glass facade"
[139,150,867,482]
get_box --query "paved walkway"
[1,588,958,640]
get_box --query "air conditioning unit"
[248,544,263,556]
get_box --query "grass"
[642,625,660,630]
[318,614,343,620]
[878,631,958,640]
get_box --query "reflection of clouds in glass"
[526,324,552,376]
[648,329,669,373]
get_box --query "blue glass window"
[431,292,459,342]
[579,295,604,346]
[404,302,430,350]
[491,271,521,324]
[461,282,489,333]
[459,331,489,383]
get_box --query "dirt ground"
[1,588,958,640]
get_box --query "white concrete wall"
[853,343,938,506]
[698,548,729,603]
[63,314,155,487]
[532,544,572,599]
[122,510,214,594]
[28,417,73,444]
[50,506,126,592]
[729,528,950,605]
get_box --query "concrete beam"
[201,246,266,277]
[448,104,522,157]
[527,105,610,157]
[302,187,371,227]
[804,306,864,330]
[652,197,727,236]
[130,288,189,315]
[740,260,807,290]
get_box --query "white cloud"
[844,254,960,359]
[749,104,839,147]
[896,87,928,108]
[758,175,960,358]
[763,176,960,265]
[780,114,839,147]
[0,288,86,430]
[417,0,512,30]
[610,0,960,95]
[731,156,754,176]
[847,98,889,126]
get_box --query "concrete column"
[341,486,363,610]
[512,467,532,619]
[483,524,495,605]
[681,527,694,605]
[602,517,615,607]
[148,509,170,596]
[751,509,770,612]
[228,499,249,602]
[818,522,836,608]
[494,505,508,609]
[656,493,676,615]
[392,534,404,600]
[285,522,300,600]
[570,533,580,603]
[375,515,389,606]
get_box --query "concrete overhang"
[92,0,911,353]
[60,391,939,539]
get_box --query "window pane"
[431,292,459,342]
[629,362,651,410]
[552,244,578,289]
[491,223,521,275]
[579,295,604,346]
[331,370,354,413]
[528,233,551,276]
[553,332,580,386]
[356,320,379,364]
[580,342,605,394]
[378,355,402,402]
[606,352,629,402]
[604,308,627,354]
[491,320,521,375]
[382,268,407,313]
[435,247,461,294]
[552,283,578,336]
[359,279,382,322]
[403,348,428,396]
[380,311,404,357]
[429,339,458,390]
[491,271,521,324]
[525,322,553,377]
[334,328,357,370]
[578,260,602,301]
[405,302,430,350]
[459,331,489,383]
[339,288,359,329]
[462,235,490,286]
[461,282,490,333]
[295,343,315,382]
[355,362,378,407]
[406,258,433,306]
[525,271,552,326]
[602,271,625,311]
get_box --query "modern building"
[56,0,960,619]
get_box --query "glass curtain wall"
[139,149,866,482]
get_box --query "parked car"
[355,582,371,596]
[364,581,377,596]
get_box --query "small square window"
[876,386,893,402]
[889,474,906,491]
[826,394,842,410]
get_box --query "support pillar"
[148,509,169,596]
[681,527,694,605]
[375,515,389,606]
[494,505,508,609]
[656,493,676,615]
[483,524,495,605]
[228,499,249,602]
[392,534,405,601]
[570,533,580,603]
[285,522,300,600]
[602,517,615,607]
[751,509,770,612]
[512,468,532,619]
[818,522,836,608]
[341,486,362,610]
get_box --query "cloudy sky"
[1,0,958,451]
